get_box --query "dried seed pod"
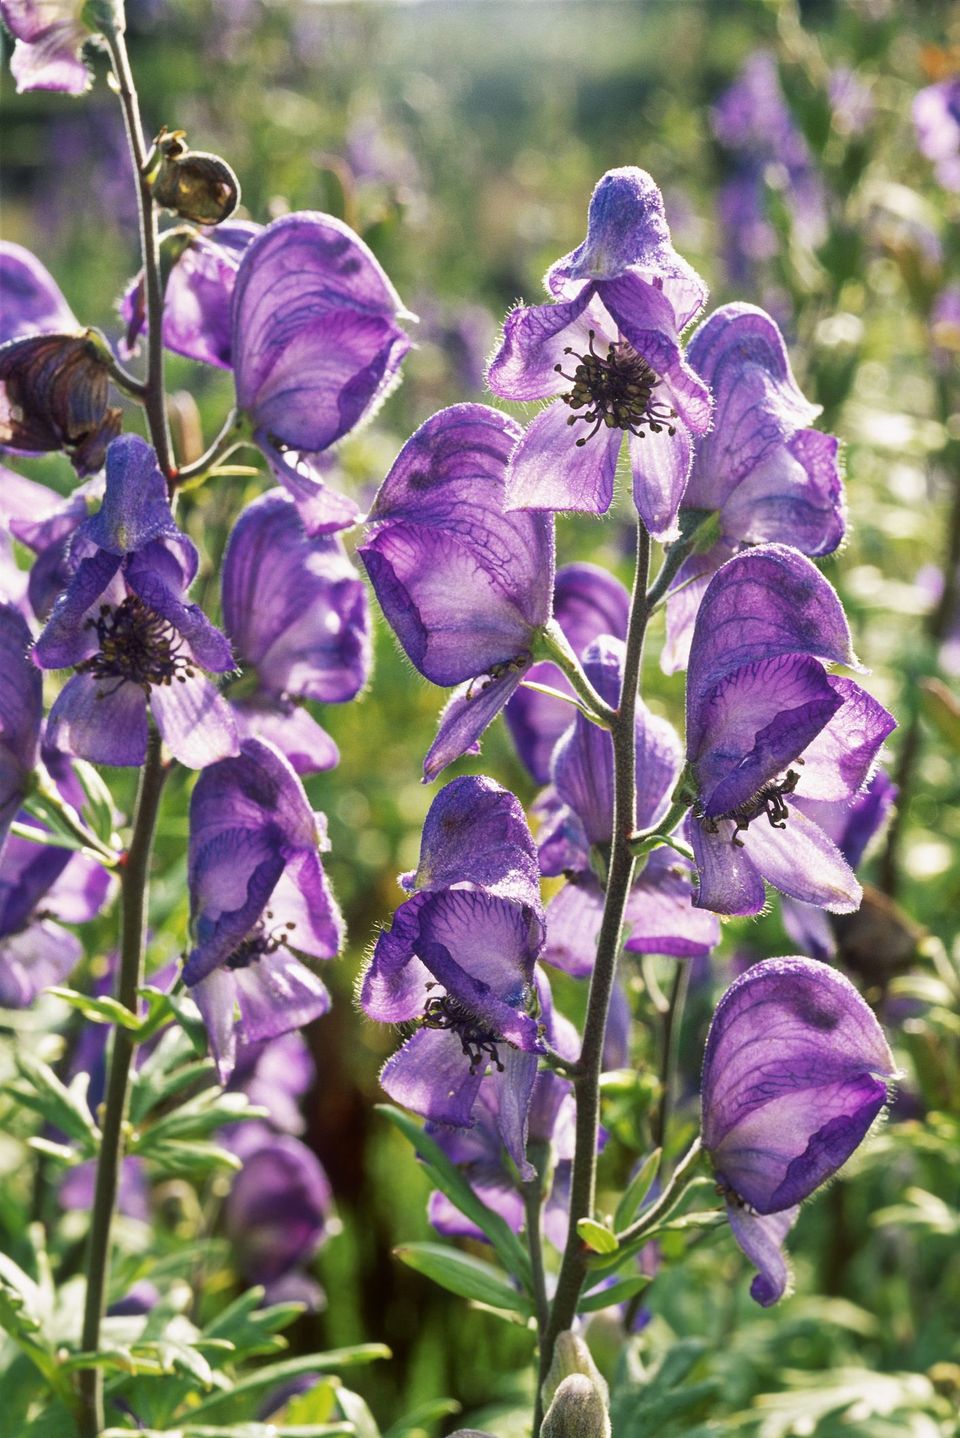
[0,329,121,476]
[149,128,240,225]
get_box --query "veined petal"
[7,19,91,96]
[0,918,81,1007]
[624,849,720,957]
[504,400,620,515]
[423,666,527,782]
[691,819,766,917]
[381,1025,485,1128]
[720,429,844,555]
[0,241,78,341]
[232,947,331,1047]
[150,676,239,770]
[407,774,542,911]
[794,678,896,801]
[542,876,604,978]
[486,288,603,401]
[259,441,363,537]
[598,276,713,433]
[746,807,862,913]
[416,889,541,1008]
[628,420,692,542]
[491,1046,539,1181]
[84,436,179,556]
[726,1204,798,1307]
[45,672,148,767]
[34,548,123,668]
[230,699,339,776]
[361,895,435,1023]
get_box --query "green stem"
[77,733,168,1437]
[653,961,690,1174]
[523,1176,550,1340]
[537,619,617,728]
[533,522,651,1433]
[104,25,174,483]
[615,1137,703,1247]
[173,408,251,489]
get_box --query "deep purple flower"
[359,404,555,781]
[232,212,413,535]
[183,737,343,1082]
[0,602,42,849]
[487,168,711,539]
[1,468,97,623]
[0,0,92,95]
[701,956,897,1304]
[913,78,960,191]
[536,636,718,975]
[781,770,897,961]
[221,488,370,774]
[34,435,239,769]
[665,304,845,672]
[227,1030,315,1139]
[0,819,114,1007]
[0,331,122,477]
[505,563,630,786]
[225,1132,332,1307]
[686,546,895,917]
[0,242,78,342]
[119,221,262,370]
[361,776,545,1175]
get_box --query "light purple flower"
[359,404,555,781]
[664,303,845,672]
[227,1030,315,1139]
[232,212,413,535]
[829,68,874,139]
[686,546,895,917]
[1,468,98,622]
[701,956,897,1304]
[183,737,343,1082]
[34,436,238,768]
[505,562,630,786]
[0,602,42,849]
[225,1132,332,1308]
[487,168,711,539]
[0,1,92,95]
[361,776,545,1175]
[221,488,370,774]
[0,241,78,342]
[913,78,960,191]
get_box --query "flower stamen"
[77,596,196,697]
[704,768,802,849]
[420,992,505,1075]
[554,329,677,447]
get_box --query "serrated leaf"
[186,1347,391,1420]
[9,1053,99,1154]
[577,1218,619,1254]
[578,1275,652,1313]
[394,1243,532,1316]
[376,1105,532,1287]
[614,1150,661,1230]
[45,988,142,1031]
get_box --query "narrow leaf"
[394,1243,532,1316]
[614,1150,661,1230]
[11,1052,99,1153]
[577,1218,619,1254]
[577,1275,652,1313]
[45,988,142,1031]
[187,1347,391,1419]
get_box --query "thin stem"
[77,733,168,1438]
[104,25,174,482]
[615,1136,703,1247]
[523,1177,550,1340]
[534,522,651,1432]
[173,408,250,489]
[537,619,617,728]
[653,961,690,1176]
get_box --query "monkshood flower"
[0,0,93,95]
[358,404,555,781]
[232,212,413,535]
[220,488,370,774]
[1,467,98,622]
[360,776,545,1175]
[537,636,719,976]
[183,737,343,1082]
[686,546,895,917]
[34,435,239,769]
[0,241,78,342]
[664,303,845,671]
[506,562,630,786]
[0,602,42,848]
[119,221,262,370]
[227,1030,315,1139]
[0,818,113,1007]
[913,78,960,192]
[225,1133,333,1309]
[701,956,897,1305]
[487,168,711,539]
[0,330,121,477]
[781,771,897,962]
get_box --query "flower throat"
[77,595,195,697]
[555,329,678,446]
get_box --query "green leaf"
[139,1139,242,1175]
[45,988,142,1031]
[577,1275,652,1313]
[103,1427,354,1438]
[186,1347,391,1420]
[129,1025,216,1125]
[202,1287,304,1363]
[376,1105,532,1287]
[382,1398,461,1438]
[334,1386,381,1438]
[394,1243,532,1317]
[131,1089,267,1155]
[9,1053,99,1154]
[920,676,960,752]
[614,1150,661,1230]
[70,757,119,844]
[577,1218,619,1254]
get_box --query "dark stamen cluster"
[224,916,297,970]
[554,329,678,446]
[705,767,802,849]
[421,992,504,1074]
[77,596,195,697]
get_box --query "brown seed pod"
[149,127,240,225]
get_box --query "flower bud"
[148,128,240,226]
[541,1377,611,1438]
[541,1332,609,1415]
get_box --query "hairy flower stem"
[523,1169,551,1340]
[653,961,690,1177]
[77,732,168,1437]
[104,24,175,485]
[534,522,651,1433]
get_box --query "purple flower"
[0,820,114,1007]
[359,404,555,781]
[34,435,239,769]
[505,562,630,786]
[701,956,897,1304]
[227,1030,315,1139]
[221,488,370,774]
[931,283,960,375]
[913,78,960,191]
[1,468,98,623]
[0,241,78,342]
[232,212,413,535]
[119,221,262,370]
[225,1133,332,1307]
[686,546,895,917]
[0,602,42,848]
[183,737,343,1082]
[487,168,711,539]
[0,1,92,95]
[0,331,122,477]
[664,304,845,672]
[536,636,718,976]
[360,776,545,1175]
[829,68,875,139]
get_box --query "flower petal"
[628,420,692,542]
[486,288,600,401]
[150,676,239,770]
[690,818,766,917]
[720,429,844,555]
[381,1025,485,1127]
[726,1204,798,1307]
[406,774,542,912]
[745,806,862,913]
[45,672,148,767]
[423,666,527,782]
[232,947,331,1047]
[504,400,620,515]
